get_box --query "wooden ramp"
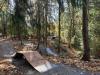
[19,51,54,73]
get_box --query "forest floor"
[0,57,100,75]
[0,38,100,75]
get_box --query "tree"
[9,0,28,42]
[69,0,91,61]
[57,0,64,53]
[81,0,90,61]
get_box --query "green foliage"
[0,0,100,58]
[72,33,82,50]
[69,0,82,8]
[94,24,100,36]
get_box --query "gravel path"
[0,41,16,58]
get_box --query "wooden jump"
[0,41,55,72]
[19,51,54,73]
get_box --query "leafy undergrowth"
[0,59,23,75]
[45,56,100,72]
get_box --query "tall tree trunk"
[57,0,64,53]
[36,1,41,50]
[68,4,75,48]
[58,2,61,53]
[82,0,90,61]
[45,0,48,48]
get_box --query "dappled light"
[0,0,100,75]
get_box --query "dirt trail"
[0,40,100,75]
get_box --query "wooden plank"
[19,51,53,72]
[19,51,47,67]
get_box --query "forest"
[0,0,100,75]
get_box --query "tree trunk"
[58,1,61,53]
[36,1,41,50]
[82,0,90,61]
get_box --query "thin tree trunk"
[2,13,7,38]
[58,2,61,53]
[45,0,48,48]
[36,1,41,50]
[68,5,75,48]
